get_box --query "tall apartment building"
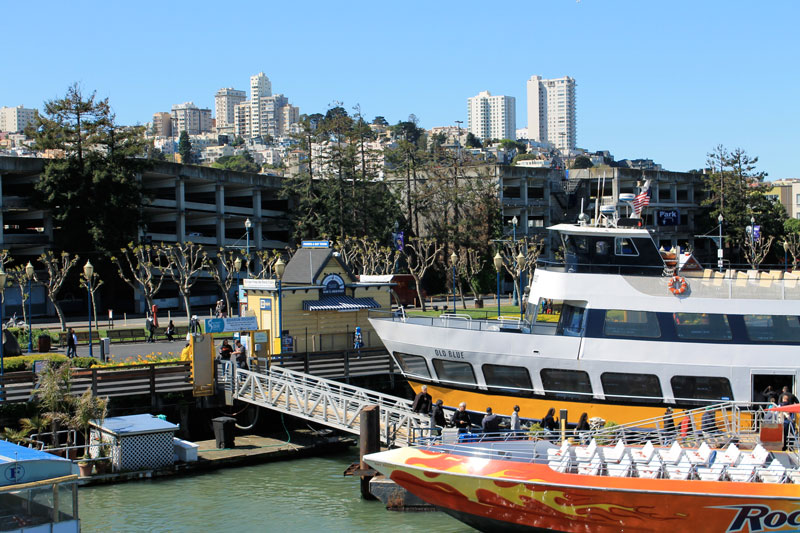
[0,106,36,133]
[152,112,172,137]
[231,73,299,140]
[215,88,246,128]
[170,102,213,135]
[467,91,516,141]
[526,75,576,151]
[249,72,273,139]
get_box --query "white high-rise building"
[215,88,246,128]
[249,72,273,139]
[0,106,36,133]
[466,91,516,142]
[170,102,213,135]
[526,75,576,151]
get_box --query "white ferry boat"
[369,213,800,425]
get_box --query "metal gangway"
[219,362,429,447]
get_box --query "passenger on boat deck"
[430,400,446,430]
[781,386,799,404]
[541,408,558,433]
[574,412,590,443]
[481,407,500,433]
[412,385,433,414]
[780,394,796,450]
[762,385,777,403]
[510,405,521,432]
[701,407,718,434]
[451,402,472,433]
[662,407,675,438]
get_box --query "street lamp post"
[275,257,285,354]
[516,251,525,320]
[245,218,252,276]
[511,216,518,305]
[717,214,724,272]
[233,257,242,316]
[450,251,457,312]
[493,252,503,319]
[0,268,6,376]
[25,262,34,354]
[84,261,94,358]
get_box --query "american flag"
[633,180,651,217]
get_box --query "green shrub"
[2,354,69,372]
[71,357,98,369]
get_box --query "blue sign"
[657,209,679,226]
[753,225,761,241]
[4,464,24,483]
[204,316,259,333]
[260,298,272,310]
[302,240,330,248]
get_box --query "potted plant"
[95,444,111,474]
[77,457,93,477]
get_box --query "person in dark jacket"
[218,339,233,361]
[66,328,77,358]
[145,316,155,343]
[481,407,500,433]
[411,385,432,414]
[575,412,590,443]
[451,402,471,433]
[430,399,446,433]
[165,320,176,342]
[541,408,558,432]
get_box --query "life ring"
[668,276,687,295]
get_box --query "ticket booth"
[244,241,393,355]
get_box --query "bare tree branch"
[38,251,79,331]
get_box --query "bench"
[106,328,146,343]
[58,330,101,347]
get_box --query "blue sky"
[3,1,798,178]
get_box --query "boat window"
[556,305,585,336]
[540,369,592,399]
[603,310,661,338]
[743,315,800,343]
[601,372,662,403]
[432,359,477,386]
[673,313,732,341]
[482,364,533,394]
[671,376,733,405]
[614,237,639,256]
[393,352,431,378]
[595,239,611,256]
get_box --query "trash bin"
[100,337,111,362]
[38,335,51,353]
[211,416,236,449]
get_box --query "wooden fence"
[0,361,193,404]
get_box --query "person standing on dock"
[452,402,471,433]
[233,340,248,369]
[412,385,432,414]
[481,407,500,433]
[430,399,446,431]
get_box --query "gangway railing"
[219,362,429,447]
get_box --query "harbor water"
[79,452,471,532]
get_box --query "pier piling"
[359,405,379,500]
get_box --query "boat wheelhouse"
[369,216,800,426]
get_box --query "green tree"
[465,132,482,148]
[212,154,261,173]
[29,84,148,254]
[178,131,192,164]
[572,155,593,169]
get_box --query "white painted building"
[171,102,213,135]
[215,88,246,128]
[0,106,36,133]
[526,75,576,151]
[467,91,516,142]
[200,144,235,164]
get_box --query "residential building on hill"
[215,88,246,129]
[526,75,576,151]
[170,102,213,135]
[152,112,172,137]
[467,91,516,141]
[0,106,36,133]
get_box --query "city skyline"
[2,0,797,179]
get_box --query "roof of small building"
[91,414,179,436]
[282,248,354,285]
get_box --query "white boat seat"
[636,455,663,479]
[606,451,633,478]
[575,438,597,462]
[739,444,769,468]
[696,462,727,481]
[718,443,741,467]
[757,459,787,483]
[686,442,712,465]
[547,441,570,461]
[785,469,800,484]
[631,441,655,464]
[658,441,685,465]
[665,457,694,480]
[728,465,757,483]
[603,440,626,463]
[577,454,603,476]
[548,453,572,474]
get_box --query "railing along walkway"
[221,362,428,447]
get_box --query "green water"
[78,452,472,532]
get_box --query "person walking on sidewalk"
[66,328,77,358]
[145,315,155,343]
